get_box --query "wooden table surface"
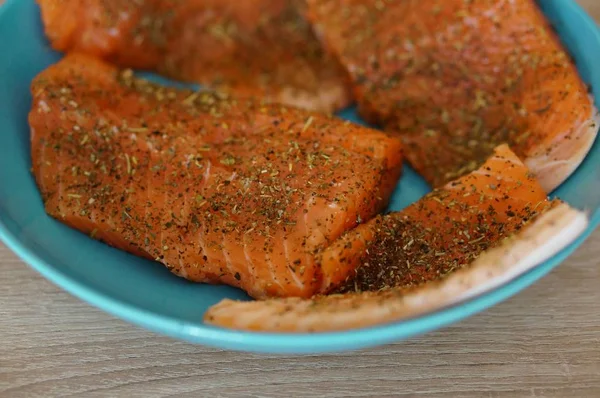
[2,1,600,397]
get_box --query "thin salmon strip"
[29,54,403,299]
[36,0,352,113]
[204,145,588,332]
[306,0,599,191]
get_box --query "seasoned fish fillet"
[37,0,352,112]
[205,145,588,331]
[29,54,403,299]
[307,0,599,190]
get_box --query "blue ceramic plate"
[1,0,599,354]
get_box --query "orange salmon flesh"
[205,145,588,332]
[29,54,403,300]
[306,0,599,191]
[37,0,352,113]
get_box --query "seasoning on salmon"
[36,0,352,113]
[204,145,588,332]
[29,54,403,299]
[306,0,599,191]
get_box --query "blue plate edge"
[2,199,598,354]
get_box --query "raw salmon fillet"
[37,0,352,113]
[306,0,599,191]
[29,54,403,299]
[205,145,588,332]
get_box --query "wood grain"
[2,1,600,397]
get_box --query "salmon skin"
[29,54,403,299]
[204,145,588,332]
[36,0,352,113]
[306,0,599,191]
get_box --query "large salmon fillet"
[205,145,588,332]
[29,54,403,299]
[37,0,352,113]
[306,0,599,191]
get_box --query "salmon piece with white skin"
[29,54,403,300]
[204,145,588,332]
[36,0,352,113]
[306,0,599,191]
